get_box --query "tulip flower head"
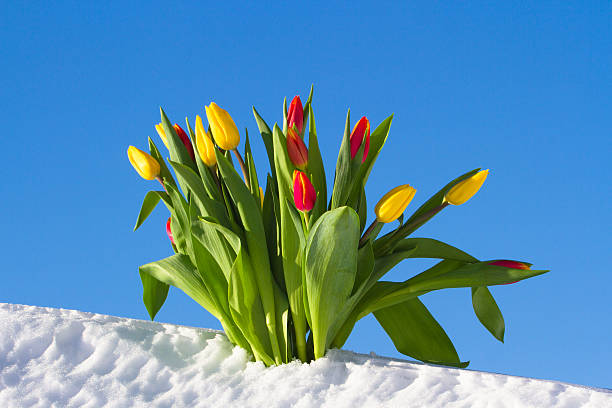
[155,122,195,161]
[375,184,417,223]
[205,102,240,151]
[349,116,370,163]
[293,170,316,212]
[195,115,217,167]
[287,95,304,135]
[166,217,175,246]
[286,127,309,170]
[127,146,160,180]
[490,260,531,285]
[445,169,489,206]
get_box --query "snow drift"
[0,303,609,407]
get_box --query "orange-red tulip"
[166,217,175,246]
[490,260,530,284]
[293,170,316,212]
[287,128,308,170]
[287,95,304,135]
[349,116,370,163]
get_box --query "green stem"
[358,219,379,248]
[232,149,250,189]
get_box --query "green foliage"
[130,88,548,367]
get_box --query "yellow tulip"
[375,184,417,223]
[155,123,169,149]
[127,146,160,180]
[195,115,217,167]
[445,169,489,205]
[259,186,264,209]
[205,102,240,150]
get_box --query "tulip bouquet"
[128,87,547,367]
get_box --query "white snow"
[0,303,609,408]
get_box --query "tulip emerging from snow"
[445,169,489,205]
[205,102,240,151]
[349,116,370,163]
[286,128,308,170]
[195,115,217,167]
[127,146,160,180]
[375,184,417,223]
[287,95,304,135]
[293,170,316,212]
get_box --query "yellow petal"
[195,115,217,167]
[155,123,169,149]
[207,102,240,150]
[127,146,160,180]
[375,184,417,223]
[445,170,489,205]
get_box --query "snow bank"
[0,303,609,407]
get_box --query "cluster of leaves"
[134,87,547,367]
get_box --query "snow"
[0,303,609,408]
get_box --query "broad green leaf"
[304,207,360,358]
[139,253,219,320]
[227,247,275,366]
[262,176,284,288]
[191,218,239,280]
[216,149,282,363]
[139,272,169,320]
[472,286,505,342]
[352,241,374,296]
[134,191,161,231]
[393,238,478,262]
[330,110,352,209]
[374,297,468,368]
[306,105,327,226]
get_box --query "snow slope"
[0,304,609,408]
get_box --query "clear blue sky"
[1,1,610,389]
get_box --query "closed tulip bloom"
[490,260,530,285]
[375,184,417,223]
[127,146,160,180]
[444,169,489,205]
[293,170,316,212]
[166,217,175,246]
[195,115,217,167]
[286,127,308,169]
[155,123,169,149]
[287,95,304,135]
[349,116,370,163]
[205,102,240,150]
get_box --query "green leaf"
[159,108,197,197]
[306,105,327,226]
[374,297,468,368]
[139,272,169,320]
[244,131,261,199]
[148,137,176,188]
[393,238,478,262]
[138,254,219,320]
[216,149,283,363]
[134,191,162,231]
[252,106,276,181]
[304,207,360,358]
[185,118,222,201]
[330,109,352,209]
[472,286,505,342]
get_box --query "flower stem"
[232,149,250,190]
[359,219,379,248]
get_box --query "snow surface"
[0,303,610,408]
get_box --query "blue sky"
[1,1,610,388]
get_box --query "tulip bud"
[259,186,264,209]
[166,217,175,246]
[127,146,160,180]
[444,170,489,205]
[293,170,316,212]
[287,95,304,135]
[205,102,240,150]
[349,116,370,163]
[155,123,195,161]
[286,127,308,170]
[489,260,530,285]
[375,184,417,223]
[195,115,217,167]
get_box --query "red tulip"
[173,124,196,161]
[490,260,530,284]
[166,217,175,246]
[349,116,370,163]
[293,170,316,212]
[287,128,308,170]
[287,96,304,135]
